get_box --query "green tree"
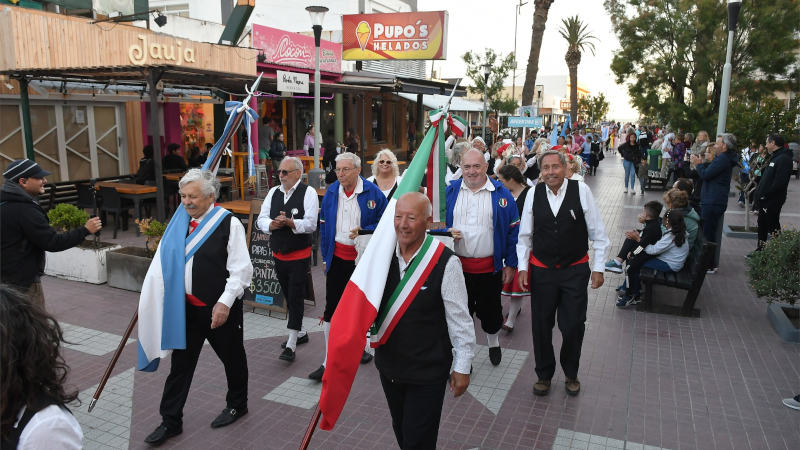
[521,0,556,106]
[558,16,597,123]
[578,93,611,124]
[604,0,800,131]
[727,96,800,146]
[462,49,518,117]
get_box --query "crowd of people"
[1,115,797,448]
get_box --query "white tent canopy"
[397,93,485,113]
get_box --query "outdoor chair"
[98,186,132,239]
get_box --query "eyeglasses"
[335,167,355,174]
[278,169,298,176]
[377,160,392,165]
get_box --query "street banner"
[508,116,543,128]
[252,24,342,73]
[341,11,448,60]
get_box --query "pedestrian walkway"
[46,151,800,449]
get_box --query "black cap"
[3,159,51,181]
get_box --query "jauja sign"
[341,11,448,61]
[252,24,342,73]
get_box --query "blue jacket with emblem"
[445,178,520,272]
[320,177,387,272]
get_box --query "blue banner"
[508,116,543,128]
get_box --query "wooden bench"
[637,241,716,316]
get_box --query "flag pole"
[207,73,264,174]
[88,311,138,412]
[298,405,322,450]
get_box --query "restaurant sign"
[252,24,342,73]
[276,70,309,94]
[341,11,448,61]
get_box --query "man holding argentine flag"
[139,169,253,446]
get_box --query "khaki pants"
[26,282,45,310]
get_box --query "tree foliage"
[463,49,519,115]
[727,96,800,146]
[559,15,597,123]
[578,93,611,124]
[604,0,800,130]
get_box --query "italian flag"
[318,115,443,430]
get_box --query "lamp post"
[306,5,328,188]
[716,0,742,136]
[482,63,491,141]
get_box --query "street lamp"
[482,63,491,141]
[716,0,742,136]
[306,5,328,189]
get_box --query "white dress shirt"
[256,178,319,235]
[185,205,254,308]
[395,244,475,374]
[516,180,610,272]
[452,177,495,258]
[335,177,363,245]
[16,405,83,449]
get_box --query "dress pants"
[530,263,590,380]
[323,255,356,322]
[701,203,726,268]
[275,258,309,331]
[757,199,783,246]
[379,372,447,450]
[159,300,248,429]
[463,271,503,334]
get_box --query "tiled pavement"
[44,151,800,449]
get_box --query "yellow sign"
[129,35,197,66]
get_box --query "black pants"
[464,271,503,334]
[530,263,590,380]
[757,200,784,247]
[616,237,639,261]
[379,372,447,450]
[159,300,248,429]
[275,258,309,330]
[323,255,356,322]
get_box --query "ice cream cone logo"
[356,21,371,51]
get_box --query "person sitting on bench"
[616,209,689,308]
[604,201,663,274]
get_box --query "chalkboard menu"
[244,200,286,313]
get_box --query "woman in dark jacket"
[690,133,740,273]
[620,133,640,193]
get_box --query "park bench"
[637,240,716,316]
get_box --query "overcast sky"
[418,0,639,121]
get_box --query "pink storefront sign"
[252,24,342,74]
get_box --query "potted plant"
[746,228,800,342]
[44,204,120,284]
[106,217,166,292]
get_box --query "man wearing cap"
[1,159,102,308]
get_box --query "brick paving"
[43,151,800,449]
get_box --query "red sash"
[459,256,494,274]
[274,246,312,261]
[334,242,358,261]
[185,293,205,307]
[529,253,589,269]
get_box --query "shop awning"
[340,71,466,96]
[396,93,485,112]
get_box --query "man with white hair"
[257,157,319,362]
[310,152,387,381]
[143,169,253,446]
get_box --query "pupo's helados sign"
[342,11,448,61]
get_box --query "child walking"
[637,156,649,195]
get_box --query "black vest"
[269,183,312,254]
[531,180,589,268]
[191,214,235,306]
[375,245,454,384]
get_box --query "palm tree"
[521,0,555,107]
[558,15,597,124]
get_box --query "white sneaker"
[624,188,628,193]
[783,396,800,410]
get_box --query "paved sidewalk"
[46,151,800,449]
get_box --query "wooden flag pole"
[88,311,137,413]
[299,405,322,450]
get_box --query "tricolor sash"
[369,235,446,347]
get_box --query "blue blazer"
[445,178,520,272]
[320,177,388,272]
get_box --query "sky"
[418,0,639,121]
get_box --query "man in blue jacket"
[446,148,519,366]
[690,133,740,273]
[310,152,387,381]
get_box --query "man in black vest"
[375,192,475,450]
[144,170,253,446]
[256,157,319,362]
[516,150,610,397]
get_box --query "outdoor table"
[94,182,157,236]
[218,199,255,217]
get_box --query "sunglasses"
[278,169,298,176]
[377,160,392,165]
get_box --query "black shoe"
[489,346,502,366]
[360,351,373,364]
[281,333,309,349]
[144,424,182,446]
[308,365,325,381]
[279,347,295,362]
[210,407,248,429]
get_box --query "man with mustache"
[516,150,610,397]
